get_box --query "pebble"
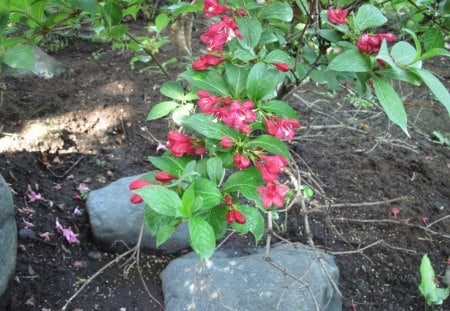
[88,251,102,260]
[18,228,36,240]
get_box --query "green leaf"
[236,17,262,50]
[261,100,299,120]
[183,114,240,140]
[143,205,173,235]
[189,216,216,260]
[109,25,128,39]
[403,29,422,61]
[225,63,249,98]
[101,0,123,28]
[134,185,181,217]
[172,103,194,125]
[179,160,198,181]
[410,68,450,117]
[207,157,224,185]
[147,101,179,120]
[260,2,293,21]
[391,41,418,66]
[180,183,195,217]
[246,135,290,160]
[246,63,284,102]
[354,4,387,32]
[423,28,445,51]
[327,50,371,72]
[317,29,341,43]
[420,48,450,61]
[372,76,408,135]
[231,205,265,244]
[223,168,264,205]
[233,47,257,62]
[3,45,35,73]
[194,178,222,210]
[148,154,192,177]
[181,70,229,96]
[206,207,227,239]
[68,0,97,16]
[264,49,291,65]
[160,81,185,100]
[155,13,171,31]
[419,254,450,305]
[156,221,177,247]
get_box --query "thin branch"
[314,196,410,209]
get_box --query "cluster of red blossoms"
[356,33,396,54]
[327,8,348,25]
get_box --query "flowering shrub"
[136,1,450,259]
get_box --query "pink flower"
[192,53,226,70]
[220,136,234,148]
[27,191,43,202]
[255,154,289,183]
[129,179,153,204]
[274,62,290,72]
[203,0,230,19]
[155,171,177,183]
[327,9,348,25]
[257,182,290,208]
[264,116,300,140]
[55,218,79,244]
[233,153,251,170]
[391,207,399,217]
[221,100,256,133]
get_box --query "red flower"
[357,33,396,54]
[274,62,290,72]
[200,15,243,53]
[391,207,399,217]
[192,53,226,70]
[264,116,300,140]
[226,209,246,224]
[198,90,223,114]
[257,182,289,209]
[221,100,256,133]
[203,0,230,19]
[155,171,176,183]
[255,155,289,183]
[220,136,234,148]
[327,9,348,25]
[167,131,195,157]
[129,179,153,204]
[224,195,233,206]
[233,153,251,170]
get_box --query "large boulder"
[0,174,17,305]
[86,175,190,254]
[1,46,71,79]
[161,243,341,311]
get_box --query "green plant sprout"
[419,254,450,308]
[432,131,450,147]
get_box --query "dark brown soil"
[0,25,449,310]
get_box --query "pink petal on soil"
[52,183,63,190]
[73,193,82,200]
[73,207,82,216]
[421,217,429,225]
[23,218,35,228]
[55,218,64,233]
[391,208,399,217]
[77,183,90,192]
[39,232,51,242]
[62,227,79,244]
[27,191,43,202]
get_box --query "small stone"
[88,251,102,260]
[19,228,36,240]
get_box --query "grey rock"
[18,228,36,240]
[1,45,72,79]
[0,174,18,297]
[86,175,190,254]
[161,243,341,311]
